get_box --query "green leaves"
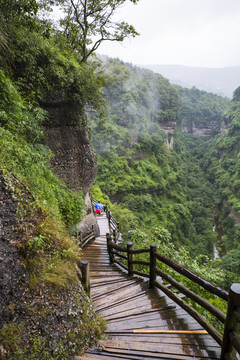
[58,0,140,62]
[0,70,45,142]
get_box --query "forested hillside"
[177,86,229,136]
[200,88,240,277]
[91,57,239,291]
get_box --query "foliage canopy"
[57,0,140,63]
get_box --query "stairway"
[77,213,221,360]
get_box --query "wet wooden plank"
[91,277,126,286]
[93,282,145,306]
[91,279,133,290]
[107,334,220,348]
[106,312,205,326]
[87,347,219,359]
[92,279,143,299]
[110,346,220,359]
[92,281,140,297]
[98,300,174,318]
[105,306,176,322]
[99,340,221,358]
[103,304,185,320]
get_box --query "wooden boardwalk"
[78,213,222,360]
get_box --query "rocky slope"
[0,169,102,358]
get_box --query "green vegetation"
[176,86,229,135]
[200,87,240,282]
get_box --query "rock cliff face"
[42,100,97,196]
[157,117,227,147]
[180,118,223,138]
[41,95,99,239]
[158,121,176,149]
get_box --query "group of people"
[94,201,103,216]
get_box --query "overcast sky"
[97,0,240,68]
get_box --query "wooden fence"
[81,228,95,248]
[106,229,240,360]
[105,206,120,242]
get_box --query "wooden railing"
[81,228,95,248]
[106,232,240,359]
[105,205,120,242]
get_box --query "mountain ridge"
[137,64,240,98]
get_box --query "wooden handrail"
[155,251,228,301]
[81,229,95,248]
[154,267,226,323]
[129,248,150,255]
[105,205,120,241]
[153,278,223,346]
[106,233,240,356]
[108,240,127,252]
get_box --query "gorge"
[1,3,240,357]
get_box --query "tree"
[58,0,140,63]
[0,0,39,21]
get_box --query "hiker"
[95,201,103,216]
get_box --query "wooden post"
[104,203,108,212]
[127,242,133,276]
[149,243,157,288]
[107,211,111,232]
[117,221,120,231]
[107,233,114,263]
[113,229,116,243]
[81,260,90,297]
[221,283,240,360]
[116,222,120,243]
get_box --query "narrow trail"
[78,213,221,360]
